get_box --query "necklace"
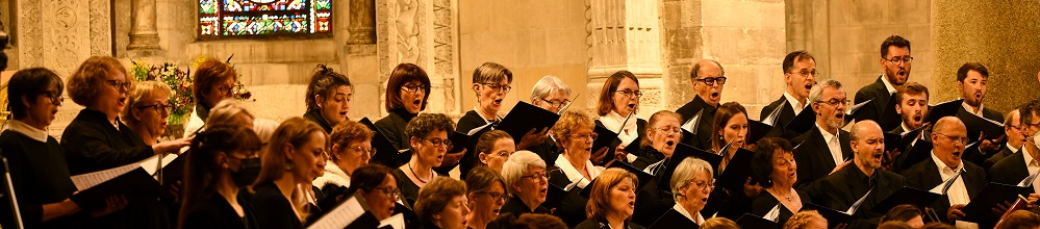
[773,187,792,201]
[408,162,431,184]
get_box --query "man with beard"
[955,63,1005,167]
[793,79,853,187]
[856,35,912,132]
[889,82,930,173]
[676,59,726,150]
[984,109,1026,170]
[761,51,816,139]
[989,100,1040,186]
[813,121,906,229]
[901,117,987,228]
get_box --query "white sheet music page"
[378,213,406,229]
[307,196,367,229]
[682,109,704,134]
[70,158,149,190]
[142,153,179,177]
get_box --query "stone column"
[931,0,1040,112]
[586,0,665,119]
[127,0,161,54]
[376,0,460,117]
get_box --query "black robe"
[0,129,90,229]
[251,182,303,229]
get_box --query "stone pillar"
[376,0,460,117]
[127,0,161,55]
[931,0,1040,112]
[586,0,665,120]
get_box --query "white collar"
[4,120,49,143]
[601,110,637,132]
[672,203,705,225]
[1008,143,1022,153]
[881,75,898,94]
[930,150,964,173]
[555,155,601,189]
[783,90,807,114]
[815,123,837,142]
[960,101,985,116]
[1024,147,1036,165]
[312,162,351,189]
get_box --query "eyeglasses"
[815,98,850,107]
[614,89,643,98]
[520,172,550,183]
[348,146,377,157]
[370,186,400,200]
[402,84,427,94]
[481,83,512,94]
[684,179,715,191]
[229,151,261,160]
[934,132,969,144]
[572,132,599,141]
[538,99,571,109]
[138,103,174,114]
[44,91,64,105]
[1024,121,1040,130]
[885,56,914,65]
[788,70,819,78]
[654,126,682,135]
[218,84,234,96]
[425,138,453,150]
[478,191,512,203]
[104,80,131,90]
[694,76,728,86]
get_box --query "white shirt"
[816,123,844,166]
[555,155,604,189]
[184,107,205,138]
[783,90,807,116]
[961,101,986,116]
[881,74,898,95]
[673,203,706,225]
[4,120,49,143]
[1008,143,1022,154]
[1024,147,1039,176]
[600,111,643,162]
[930,151,978,229]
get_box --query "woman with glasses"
[303,64,352,133]
[527,75,573,164]
[0,68,120,228]
[631,111,684,226]
[654,157,714,227]
[548,109,603,226]
[395,113,457,204]
[500,151,551,216]
[376,63,431,151]
[63,56,191,228]
[415,176,470,229]
[122,81,174,145]
[312,120,374,206]
[475,130,515,173]
[750,137,808,227]
[702,102,762,220]
[178,125,263,229]
[464,166,509,229]
[595,70,647,165]
[345,164,400,221]
[576,168,642,229]
[185,58,239,137]
[251,117,328,229]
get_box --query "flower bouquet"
[130,61,194,125]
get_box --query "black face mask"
[231,158,262,187]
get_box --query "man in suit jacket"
[793,79,854,188]
[956,63,1006,167]
[676,60,726,150]
[989,101,1040,185]
[855,35,913,132]
[814,121,906,229]
[761,51,816,140]
[901,117,987,226]
[984,109,1025,170]
[887,82,931,173]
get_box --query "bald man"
[813,121,906,229]
[676,59,726,149]
[901,117,987,227]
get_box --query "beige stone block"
[828,26,867,55]
[887,0,930,25]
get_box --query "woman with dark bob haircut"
[62,56,191,228]
[749,137,808,227]
[345,164,402,222]
[375,63,432,151]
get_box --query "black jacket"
[633,157,675,227]
[815,165,906,229]
[455,110,496,178]
[988,151,1031,185]
[0,130,89,229]
[901,159,987,223]
[750,190,810,227]
[675,95,717,150]
[375,108,418,151]
[500,196,550,217]
[957,106,1006,166]
[792,126,853,187]
[854,76,900,132]
[760,95,802,140]
[181,192,259,229]
[303,109,334,134]
[251,182,303,229]
[985,145,1017,171]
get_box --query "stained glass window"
[199,0,332,38]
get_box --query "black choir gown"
[750,189,810,227]
[375,108,417,151]
[0,125,90,229]
[181,192,259,229]
[251,182,303,229]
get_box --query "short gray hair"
[530,75,572,101]
[670,157,713,201]
[809,79,844,104]
[501,150,546,194]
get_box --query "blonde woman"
[251,117,327,229]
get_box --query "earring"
[285,160,295,170]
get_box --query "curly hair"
[783,210,825,229]
[404,113,456,141]
[305,64,351,111]
[67,56,130,107]
[414,176,468,225]
[328,119,374,162]
[551,109,596,147]
[751,137,794,188]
